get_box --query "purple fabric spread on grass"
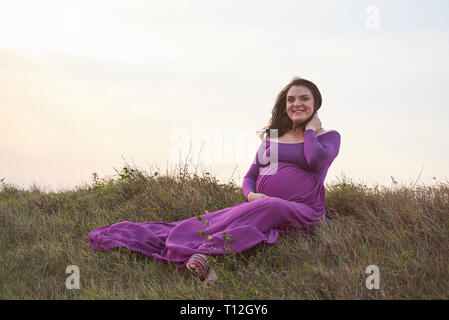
[87,129,341,269]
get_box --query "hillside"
[1,164,448,299]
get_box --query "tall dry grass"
[0,161,448,299]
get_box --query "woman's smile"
[286,85,315,124]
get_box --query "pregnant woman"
[87,77,341,282]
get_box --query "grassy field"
[0,162,448,299]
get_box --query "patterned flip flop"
[186,254,209,281]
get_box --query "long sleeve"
[242,142,264,200]
[303,129,341,172]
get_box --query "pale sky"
[1,0,448,192]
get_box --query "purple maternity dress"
[87,129,341,269]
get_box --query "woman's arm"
[242,153,260,200]
[303,129,341,172]
[242,141,267,200]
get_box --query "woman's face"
[285,85,315,126]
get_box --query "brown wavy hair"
[258,77,322,140]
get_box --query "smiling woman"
[87,76,341,283]
[257,77,323,142]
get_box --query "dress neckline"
[266,130,336,144]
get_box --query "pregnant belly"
[255,162,320,202]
